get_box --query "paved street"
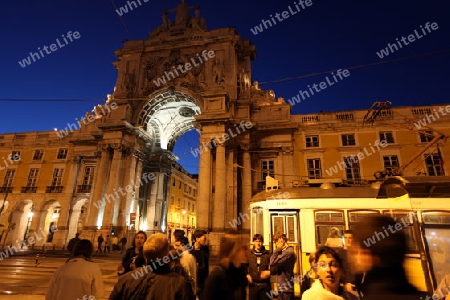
[0,252,123,300]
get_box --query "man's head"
[174,236,189,252]
[73,239,94,259]
[343,230,354,249]
[350,214,407,273]
[75,233,80,238]
[194,230,207,246]
[273,231,288,250]
[143,233,169,264]
[252,234,264,251]
[314,246,343,292]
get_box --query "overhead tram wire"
[3,48,450,104]
[258,48,450,85]
[109,0,133,40]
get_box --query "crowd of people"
[46,214,448,300]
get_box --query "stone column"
[242,150,252,231]
[132,158,143,230]
[103,145,123,227]
[213,144,226,231]
[63,156,82,245]
[120,152,137,228]
[87,149,111,228]
[197,140,212,231]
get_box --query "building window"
[27,168,39,187]
[47,168,64,193]
[425,154,444,176]
[3,169,15,187]
[0,169,15,192]
[306,135,319,147]
[10,151,21,161]
[171,196,175,205]
[51,168,64,186]
[307,158,322,179]
[82,166,95,186]
[341,134,356,146]
[344,156,361,181]
[261,159,275,182]
[33,149,44,160]
[379,131,395,144]
[57,148,68,159]
[192,204,195,212]
[420,131,434,143]
[179,181,182,189]
[22,168,39,193]
[77,166,95,193]
[178,198,181,207]
[383,155,399,172]
[188,202,191,212]
[172,178,176,186]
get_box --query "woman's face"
[135,233,146,249]
[315,253,342,292]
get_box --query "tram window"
[348,211,378,223]
[315,212,344,223]
[251,206,264,239]
[422,212,450,225]
[316,225,345,247]
[424,228,450,288]
[273,216,285,233]
[271,214,298,243]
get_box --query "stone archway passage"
[138,90,202,151]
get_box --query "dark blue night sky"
[1,0,449,173]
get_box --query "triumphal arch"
[84,1,295,254]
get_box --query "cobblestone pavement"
[0,251,123,300]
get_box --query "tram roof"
[378,176,450,198]
[251,176,450,202]
[251,185,380,202]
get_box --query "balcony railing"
[21,186,37,193]
[77,185,92,193]
[0,187,12,193]
[46,186,63,193]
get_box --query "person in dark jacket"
[67,233,81,255]
[190,229,209,299]
[269,231,296,300]
[247,233,271,300]
[109,233,195,300]
[350,214,429,300]
[117,231,147,275]
[203,230,249,300]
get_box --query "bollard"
[35,253,39,267]
[53,244,55,250]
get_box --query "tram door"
[422,211,450,293]
[270,211,302,295]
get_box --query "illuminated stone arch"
[67,198,89,244]
[137,88,202,151]
[5,199,33,246]
[36,199,61,246]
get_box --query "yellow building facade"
[167,163,198,243]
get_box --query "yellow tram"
[249,176,450,296]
